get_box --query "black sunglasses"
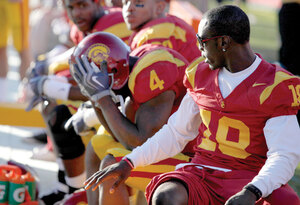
[196,33,225,47]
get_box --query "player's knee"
[151,181,188,205]
[100,154,117,169]
[48,105,85,160]
[152,189,175,205]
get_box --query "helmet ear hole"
[111,68,117,73]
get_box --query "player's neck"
[224,43,256,73]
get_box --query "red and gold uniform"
[186,58,299,171]
[129,14,201,63]
[144,56,300,204]
[0,0,30,51]
[92,45,197,191]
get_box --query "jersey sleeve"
[257,69,300,117]
[128,48,187,104]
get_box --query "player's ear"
[155,0,167,17]
[218,36,230,52]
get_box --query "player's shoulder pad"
[136,16,188,46]
[93,10,131,36]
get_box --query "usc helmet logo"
[87,43,110,65]
[76,202,88,205]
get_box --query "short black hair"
[204,5,250,44]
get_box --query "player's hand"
[84,160,132,193]
[25,95,44,112]
[26,76,47,111]
[70,55,112,101]
[26,60,48,80]
[64,101,96,135]
[225,188,256,205]
[26,75,50,111]
[29,76,48,96]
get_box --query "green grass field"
[290,164,300,196]
[195,0,300,196]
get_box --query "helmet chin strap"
[108,73,114,89]
[109,72,126,116]
[110,90,126,117]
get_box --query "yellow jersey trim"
[136,23,187,48]
[260,71,299,104]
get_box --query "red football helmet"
[70,32,130,90]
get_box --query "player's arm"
[68,85,89,101]
[69,54,188,150]
[29,75,88,101]
[249,115,300,195]
[92,105,114,136]
[95,89,176,150]
[84,93,201,191]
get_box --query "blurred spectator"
[0,0,31,80]
[279,0,300,76]
[279,0,300,124]
[30,0,72,59]
[17,0,71,148]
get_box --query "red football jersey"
[184,56,300,172]
[128,14,201,63]
[70,9,132,45]
[129,44,188,115]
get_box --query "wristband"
[244,184,262,201]
[43,79,71,100]
[122,157,134,169]
[91,90,111,102]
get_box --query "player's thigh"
[91,131,124,160]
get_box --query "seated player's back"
[128,44,188,116]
